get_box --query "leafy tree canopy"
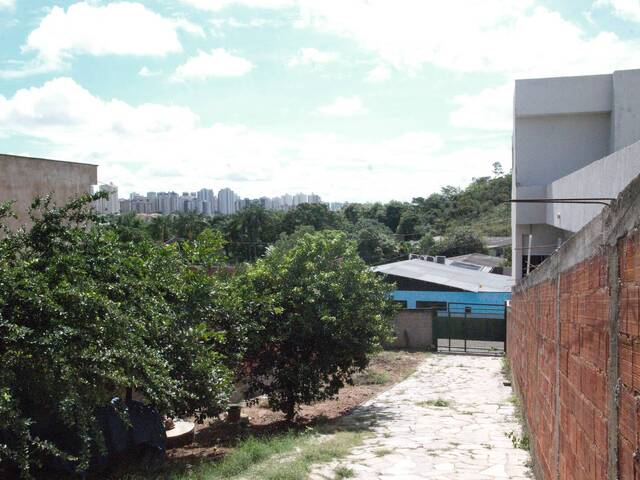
[0,195,243,478]
[239,231,395,420]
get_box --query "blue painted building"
[373,258,513,311]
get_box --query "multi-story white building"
[308,193,322,204]
[512,68,640,279]
[218,188,237,215]
[93,183,120,215]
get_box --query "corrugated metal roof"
[448,253,505,269]
[373,259,514,293]
[485,236,512,248]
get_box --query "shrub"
[0,195,239,477]
[239,230,395,420]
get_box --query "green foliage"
[100,167,511,266]
[147,215,172,243]
[395,211,421,237]
[432,226,487,257]
[223,204,284,262]
[108,211,150,243]
[413,171,511,237]
[239,231,395,419]
[282,203,340,234]
[352,219,399,265]
[415,233,436,255]
[0,196,239,477]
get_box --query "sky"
[0,1,639,202]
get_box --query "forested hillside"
[107,165,511,265]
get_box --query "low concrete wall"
[547,139,640,233]
[388,309,434,350]
[509,172,640,479]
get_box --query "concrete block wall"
[388,309,434,350]
[508,173,640,479]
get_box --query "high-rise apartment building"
[218,188,237,215]
[94,183,120,215]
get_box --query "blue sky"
[0,0,639,201]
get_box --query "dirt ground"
[166,350,429,463]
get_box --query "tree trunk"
[284,401,296,423]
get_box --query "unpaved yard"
[166,350,429,462]
[310,354,533,479]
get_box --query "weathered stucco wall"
[508,172,640,479]
[0,154,97,229]
[388,309,434,350]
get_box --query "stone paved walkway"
[310,354,532,479]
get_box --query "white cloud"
[288,48,338,67]
[289,0,633,131]
[171,48,254,81]
[3,2,200,76]
[0,0,15,10]
[365,65,391,83]
[0,78,501,202]
[449,83,513,131]
[180,0,297,11]
[296,1,640,79]
[595,0,640,22]
[138,66,160,77]
[317,96,367,117]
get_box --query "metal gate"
[433,302,507,355]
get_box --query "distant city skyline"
[99,183,343,216]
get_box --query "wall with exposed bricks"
[508,173,640,480]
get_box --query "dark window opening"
[522,255,549,276]
[394,300,408,309]
[416,301,447,311]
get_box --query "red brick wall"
[618,231,640,480]
[509,245,634,480]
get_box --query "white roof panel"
[373,259,514,293]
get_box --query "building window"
[522,255,549,276]
[416,301,447,311]
[394,300,408,309]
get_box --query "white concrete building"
[94,183,120,215]
[218,188,237,215]
[512,68,640,279]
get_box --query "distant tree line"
[107,165,511,265]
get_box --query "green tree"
[432,226,487,257]
[173,212,209,240]
[0,196,239,478]
[282,203,338,234]
[341,203,364,224]
[223,204,283,262]
[239,231,395,420]
[148,214,172,243]
[383,201,407,232]
[353,219,399,264]
[395,211,421,237]
[415,233,436,254]
[108,211,149,242]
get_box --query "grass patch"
[506,429,530,451]
[501,356,512,379]
[120,429,366,480]
[416,399,451,408]
[334,466,355,478]
[506,390,531,454]
[351,369,391,386]
[373,448,392,457]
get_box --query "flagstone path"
[310,354,533,479]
